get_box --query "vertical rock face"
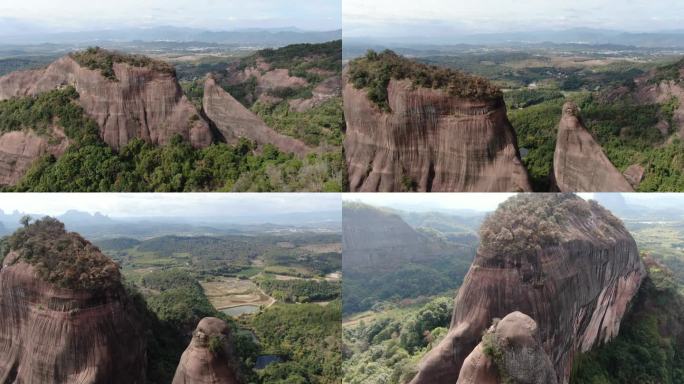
[343,78,532,192]
[0,221,146,383]
[553,101,634,192]
[203,76,309,156]
[0,55,213,151]
[0,129,69,186]
[456,312,557,384]
[172,317,241,384]
[411,194,645,384]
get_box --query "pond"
[221,305,260,317]
[255,355,283,370]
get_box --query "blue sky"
[344,0,684,37]
[0,193,341,218]
[0,0,341,33]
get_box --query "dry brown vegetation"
[7,217,120,290]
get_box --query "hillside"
[343,202,476,315]
[0,44,343,192]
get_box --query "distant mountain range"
[345,27,684,49]
[0,25,341,46]
[0,209,341,239]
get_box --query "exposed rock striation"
[172,317,241,384]
[553,101,634,192]
[343,66,532,192]
[456,312,557,384]
[0,219,146,383]
[0,128,69,186]
[203,76,309,156]
[411,194,645,384]
[0,54,213,151]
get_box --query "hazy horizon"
[343,193,684,213]
[344,0,684,40]
[0,0,341,35]
[0,193,341,219]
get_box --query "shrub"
[347,50,502,111]
[70,47,175,80]
[7,217,120,290]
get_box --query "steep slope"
[634,58,684,138]
[0,48,212,151]
[456,312,557,384]
[0,217,146,383]
[0,129,69,186]
[553,101,634,192]
[203,76,309,156]
[344,51,532,192]
[342,202,431,272]
[172,317,241,384]
[411,194,645,384]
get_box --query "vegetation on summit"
[6,217,120,290]
[70,47,175,80]
[347,50,502,111]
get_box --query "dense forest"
[252,301,342,384]
[343,296,454,383]
[256,276,341,303]
[347,49,501,111]
[97,233,341,278]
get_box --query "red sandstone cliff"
[0,128,70,186]
[203,76,309,156]
[0,55,212,151]
[411,194,645,384]
[172,317,241,384]
[344,77,532,192]
[456,312,557,384]
[553,101,634,192]
[0,220,146,383]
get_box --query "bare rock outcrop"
[553,101,634,192]
[0,219,146,383]
[411,194,645,384]
[0,54,213,150]
[0,128,69,186]
[203,76,309,156]
[172,317,241,384]
[344,77,532,192]
[456,312,557,384]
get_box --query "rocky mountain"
[0,49,213,150]
[343,51,532,192]
[0,217,146,383]
[203,76,308,156]
[172,317,241,384]
[411,194,645,384]
[456,312,557,384]
[0,45,328,187]
[342,202,431,272]
[553,101,634,192]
